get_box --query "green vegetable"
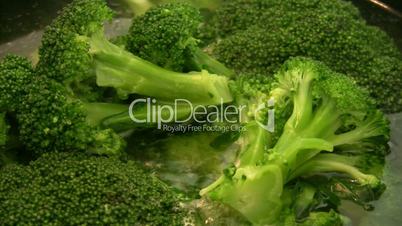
[0,112,9,168]
[0,0,394,225]
[16,76,125,156]
[37,0,233,105]
[0,54,125,156]
[0,152,184,225]
[127,3,234,76]
[0,55,34,112]
[207,0,402,113]
[200,58,390,225]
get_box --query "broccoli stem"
[289,154,380,187]
[285,73,314,131]
[191,48,235,78]
[123,0,153,15]
[83,102,129,127]
[83,102,193,133]
[199,175,225,196]
[100,103,193,132]
[238,121,271,167]
[303,100,340,138]
[90,33,233,105]
[293,184,317,218]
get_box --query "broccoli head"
[127,3,234,76]
[0,55,34,112]
[16,76,125,156]
[205,0,361,39]
[0,152,184,225]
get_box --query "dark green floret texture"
[127,3,201,71]
[0,152,184,225]
[0,53,125,156]
[0,55,34,112]
[16,77,125,156]
[205,0,402,113]
[36,0,114,85]
[0,112,9,168]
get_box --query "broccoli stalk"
[289,154,381,188]
[200,58,390,225]
[190,47,235,78]
[83,102,193,133]
[121,0,154,15]
[90,32,233,104]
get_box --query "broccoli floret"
[37,0,233,105]
[209,0,402,112]
[36,0,113,84]
[16,76,125,156]
[0,55,34,112]
[0,152,185,225]
[0,53,125,156]
[200,58,389,225]
[127,3,234,76]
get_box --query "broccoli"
[204,0,361,39]
[127,3,234,76]
[0,152,185,225]
[121,0,154,15]
[289,153,382,188]
[7,0,231,156]
[0,3,205,158]
[207,0,402,113]
[273,180,354,226]
[200,58,390,225]
[0,55,34,112]
[97,102,193,133]
[0,54,125,156]
[278,183,345,226]
[0,111,30,168]
[279,211,344,226]
[0,113,8,167]
[37,0,233,105]
[0,0,395,225]
[298,211,344,226]
[16,76,126,156]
